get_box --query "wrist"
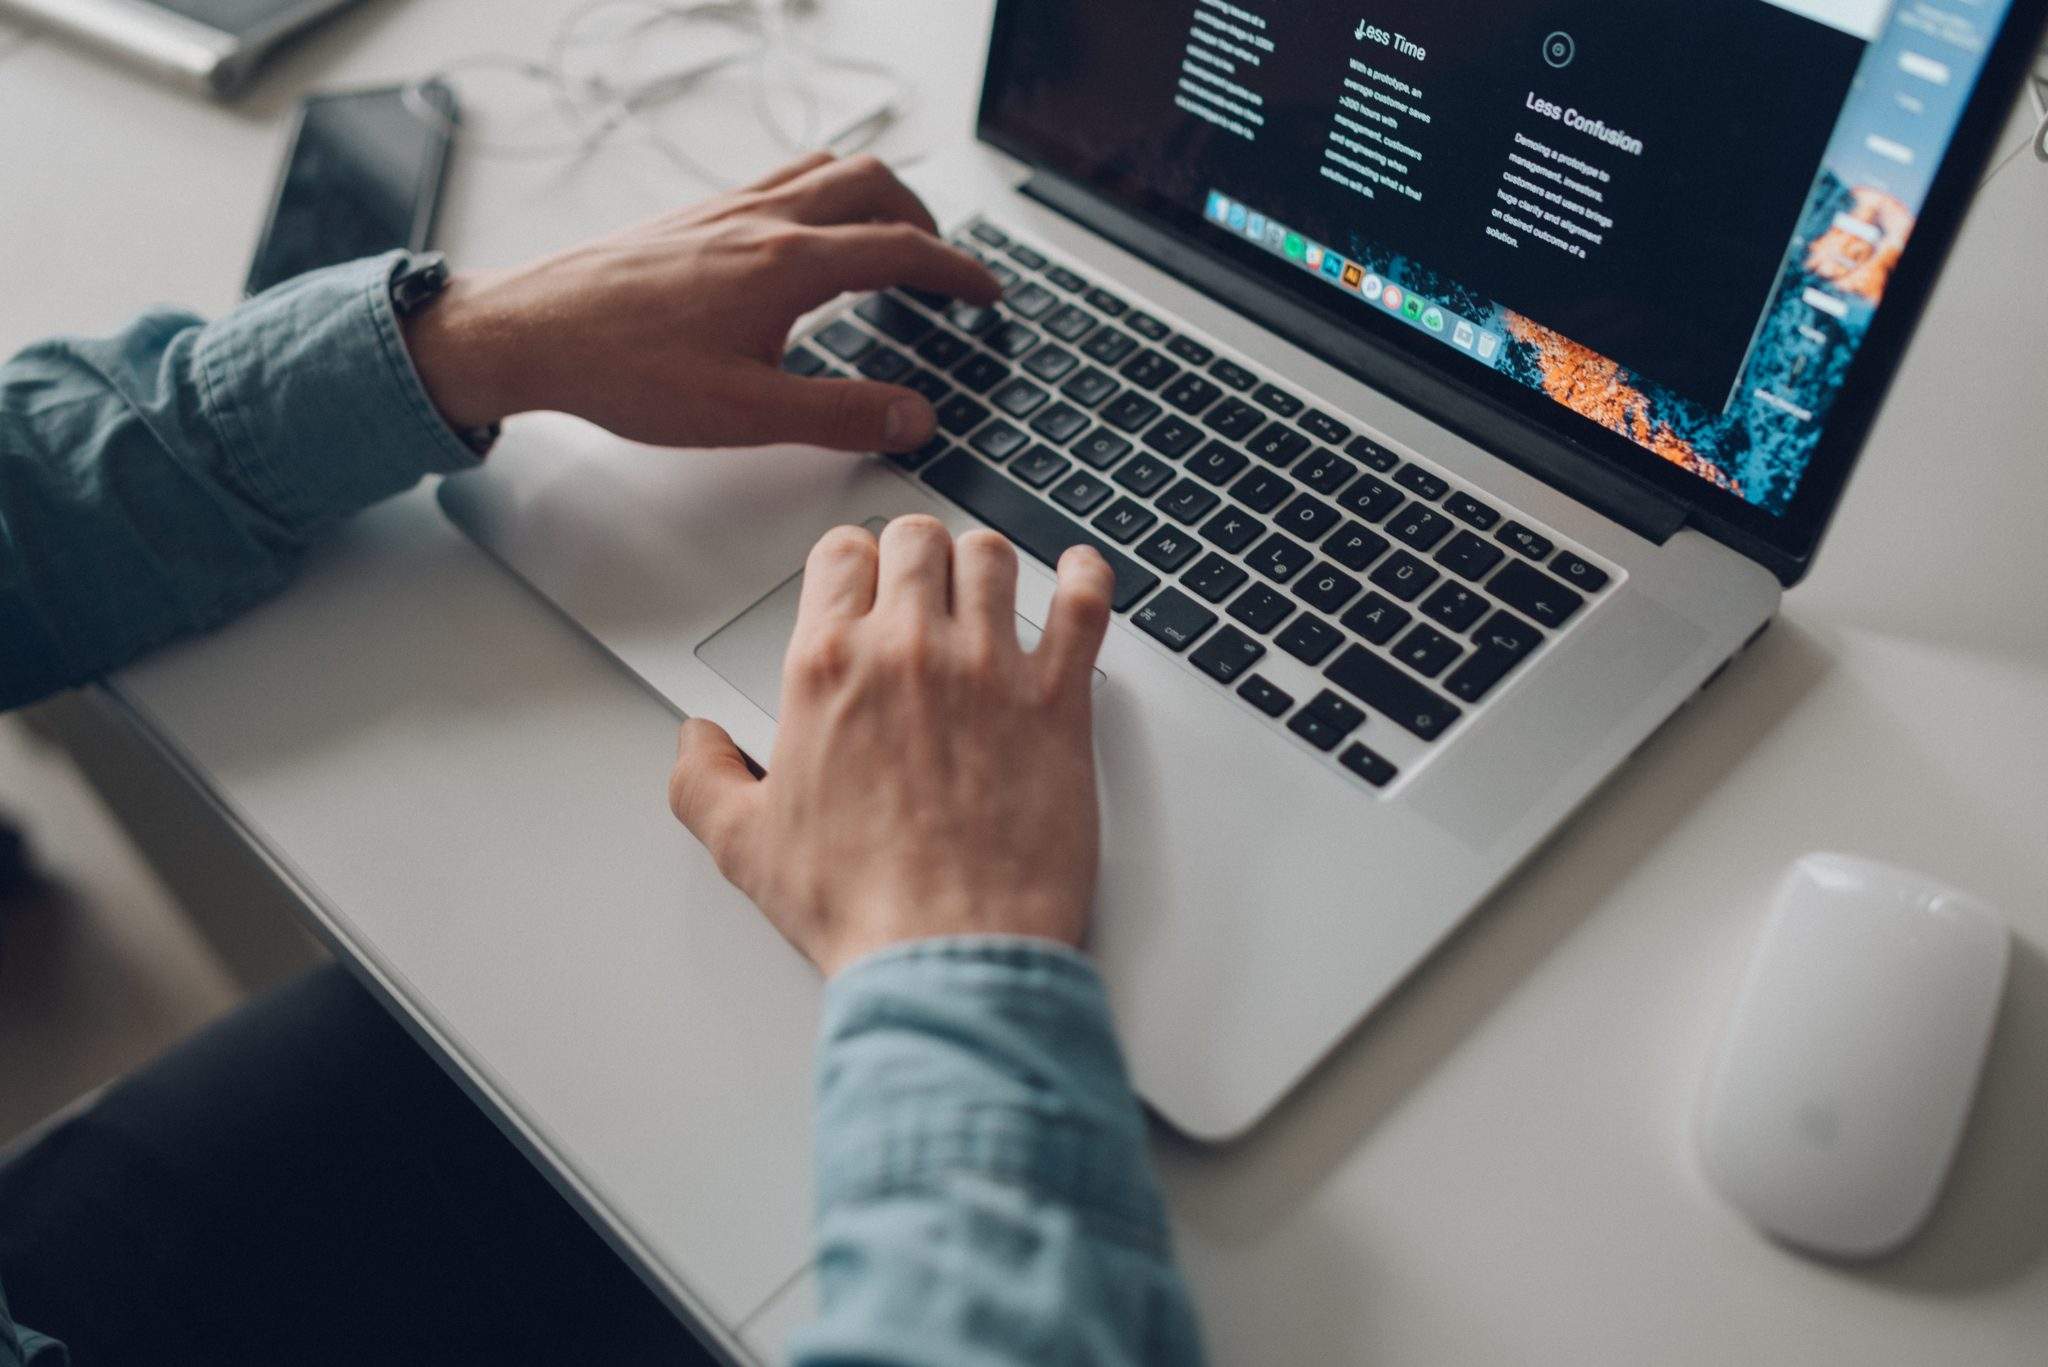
[401,269,527,431]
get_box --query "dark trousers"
[0,964,719,1366]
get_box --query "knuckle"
[843,152,889,182]
[790,626,852,688]
[887,513,948,545]
[813,523,878,566]
[958,528,1015,566]
[878,618,933,674]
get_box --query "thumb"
[667,718,762,876]
[743,371,937,453]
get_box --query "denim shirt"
[0,254,1203,1365]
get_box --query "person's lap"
[0,962,717,1366]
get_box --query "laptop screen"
[979,0,2036,561]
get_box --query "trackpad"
[696,563,1085,723]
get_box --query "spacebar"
[922,451,1160,611]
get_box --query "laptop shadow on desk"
[1150,617,1833,1240]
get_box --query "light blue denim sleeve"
[789,937,1206,1366]
[0,250,481,711]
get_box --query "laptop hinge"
[1020,171,1689,546]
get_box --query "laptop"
[440,0,2047,1140]
[0,0,362,96]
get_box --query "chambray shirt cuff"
[193,251,482,529]
[814,936,1170,1254]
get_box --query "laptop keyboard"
[783,219,1619,792]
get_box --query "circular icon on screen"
[1542,31,1575,67]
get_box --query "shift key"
[922,449,1159,610]
[1324,645,1463,740]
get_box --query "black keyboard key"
[902,286,952,312]
[1201,505,1262,553]
[815,319,873,361]
[1247,531,1313,584]
[1435,530,1505,581]
[1286,708,1350,753]
[1157,478,1220,525]
[1044,304,1096,343]
[936,393,990,435]
[970,420,1030,463]
[1085,287,1127,316]
[1325,646,1463,741]
[1081,327,1138,365]
[1339,742,1399,788]
[1341,592,1411,644]
[1188,440,1249,486]
[1209,357,1257,391]
[968,222,1008,248]
[1277,613,1343,665]
[903,368,951,403]
[1392,624,1462,678]
[1030,402,1089,444]
[1249,422,1310,468]
[1131,587,1215,651]
[1142,416,1203,459]
[1007,284,1058,320]
[1008,444,1071,488]
[1238,673,1293,717]
[946,301,1000,336]
[1061,367,1119,408]
[1298,409,1351,445]
[1443,649,1518,703]
[986,260,1021,291]
[1113,453,1175,497]
[1253,383,1303,417]
[857,346,914,383]
[917,330,971,368]
[1051,470,1114,516]
[1420,582,1486,632]
[1551,550,1610,593]
[1136,524,1202,572]
[920,450,1158,611]
[1389,505,1454,552]
[1125,310,1171,341]
[1335,472,1405,522]
[1119,349,1181,391]
[1166,334,1214,366]
[1162,373,1222,416]
[1072,428,1133,470]
[1324,522,1390,572]
[1305,688,1366,734]
[1005,241,1048,269]
[1293,563,1362,613]
[1445,491,1500,530]
[1295,448,1357,496]
[1093,496,1156,544]
[1488,560,1584,629]
[888,435,949,471]
[1344,435,1399,471]
[1184,552,1248,603]
[1369,550,1440,602]
[856,293,932,344]
[1231,467,1294,514]
[1227,582,1294,633]
[1496,520,1554,560]
[1393,463,1449,501]
[991,377,1050,418]
[783,345,827,376]
[1046,264,1088,293]
[1190,625,1265,684]
[987,321,1038,360]
[1203,397,1265,441]
[1276,493,1341,543]
[953,351,1010,394]
[1473,609,1543,659]
[1102,391,1163,433]
[1024,344,1079,382]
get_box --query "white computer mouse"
[1697,852,2009,1260]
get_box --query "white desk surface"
[7,4,2048,1362]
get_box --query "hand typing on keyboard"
[667,517,1114,977]
[400,151,1000,454]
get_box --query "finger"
[795,523,880,626]
[726,370,935,453]
[798,223,1000,304]
[744,150,834,193]
[1033,544,1114,693]
[668,719,762,874]
[775,153,938,234]
[952,530,1021,651]
[875,514,954,620]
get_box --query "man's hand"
[667,518,1115,977]
[403,152,999,453]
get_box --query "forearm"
[0,252,481,710]
[792,938,1205,1366]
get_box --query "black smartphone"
[245,81,457,297]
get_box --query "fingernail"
[884,398,930,449]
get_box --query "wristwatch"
[390,252,500,457]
